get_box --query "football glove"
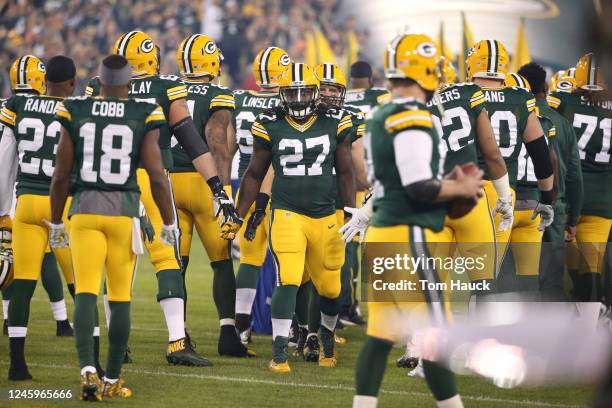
[44,220,70,248]
[139,203,155,244]
[159,223,179,247]
[244,193,269,241]
[532,202,554,232]
[339,205,371,243]
[221,216,243,240]
[493,194,514,232]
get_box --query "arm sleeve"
[144,104,166,132]
[337,113,354,143]
[0,99,17,130]
[251,120,272,150]
[469,89,487,116]
[0,127,18,215]
[209,89,235,113]
[54,101,73,134]
[564,121,583,226]
[166,82,188,101]
[376,91,391,104]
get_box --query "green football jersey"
[55,96,166,217]
[334,103,365,209]
[85,74,187,169]
[252,109,353,217]
[0,98,6,140]
[366,98,446,230]
[345,87,390,114]
[515,115,556,200]
[427,83,487,173]
[0,95,66,196]
[548,90,612,217]
[233,90,281,179]
[477,86,537,186]
[171,81,235,172]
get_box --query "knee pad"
[156,269,185,301]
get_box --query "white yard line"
[0,361,581,408]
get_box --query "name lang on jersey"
[483,90,505,103]
[24,98,61,114]
[130,81,152,95]
[240,95,280,110]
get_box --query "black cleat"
[218,325,255,358]
[123,347,132,364]
[396,353,419,369]
[235,314,252,345]
[8,365,32,381]
[3,320,7,336]
[293,326,308,357]
[166,337,212,367]
[80,371,102,401]
[303,334,319,362]
[56,319,74,337]
[339,306,366,327]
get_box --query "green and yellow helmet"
[278,62,319,119]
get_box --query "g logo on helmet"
[280,54,291,66]
[204,41,217,54]
[416,42,437,58]
[38,62,46,73]
[557,80,572,91]
[141,39,154,53]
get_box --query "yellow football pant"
[237,189,270,267]
[170,172,230,262]
[507,209,542,276]
[483,181,517,273]
[436,192,497,281]
[571,215,612,275]
[364,224,450,344]
[70,214,136,301]
[12,194,73,283]
[137,169,181,272]
[269,209,344,298]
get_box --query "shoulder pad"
[233,89,246,95]
[255,110,279,123]
[133,98,158,105]
[384,105,433,132]
[158,74,181,82]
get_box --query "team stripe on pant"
[166,172,183,269]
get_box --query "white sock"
[220,318,235,326]
[353,395,377,408]
[81,365,96,375]
[103,376,118,384]
[7,326,27,337]
[160,297,186,342]
[576,302,601,331]
[235,288,256,315]
[437,395,463,408]
[2,299,9,320]
[321,312,338,331]
[271,318,292,340]
[103,294,111,328]
[50,300,68,321]
[93,326,100,336]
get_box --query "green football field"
[0,238,593,407]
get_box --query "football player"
[1,56,85,381]
[466,40,555,280]
[50,54,177,400]
[229,46,289,344]
[349,33,482,408]
[518,62,583,301]
[0,56,75,339]
[501,73,557,294]
[547,53,611,303]
[345,61,391,113]
[223,62,356,373]
[86,31,238,365]
[173,34,251,358]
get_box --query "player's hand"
[221,216,243,240]
[564,224,577,242]
[244,208,265,241]
[454,165,484,201]
[43,220,70,248]
[531,203,554,232]
[159,223,179,247]
[213,188,236,221]
[494,194,514,232]
[139,204,155,244]
[339,206,370,243]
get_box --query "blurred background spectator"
[0,0,371,96]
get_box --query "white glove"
[159,223,179,247]
[43,220,70,248]
[532,203,554,232]
[493,194,514,232]
[339,206,371,243]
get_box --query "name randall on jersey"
[372,279,492,292]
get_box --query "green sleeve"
[144,104,166,133]
[54,101,73,134]
[251,120,272,150]
[564,120,583,226]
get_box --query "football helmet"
[314,62,347,108]
[575,53,604,91]
[253,47,291,88]
[504,73,531,91]
[278,63,319,119]
[384,33,439,91]
[556,75,577,93]
[178,34,223,79]
[438,56,457,85]
[466,39,509,81]
[113,31,159,77]
[9,55,46,95]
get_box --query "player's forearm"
[205,110,232,184]
[259,167,274,196]
[483,154,507,180]
[236,169,264,218]
[49,176,70,224]
[149,175,175,225]
[335,143,356,208]
[192,153,220,182]
[565,139,583,226]
[351,139,369,190]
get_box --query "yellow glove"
[220,217,243,240]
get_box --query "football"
[447,162,480,219]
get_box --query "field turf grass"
[0,237,593,407]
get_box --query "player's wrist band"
[255,193,270,210]
[539,189,554,205]
[207,176,224,195]
[492,173,511,199]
